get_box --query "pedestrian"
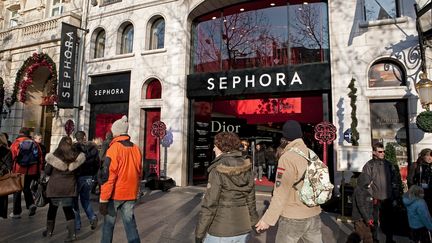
[100,131,113,160]
[73,131,100,231]
[275,137,288,161]
[265,145,276,181]
[362,142,398,243]
[43,136,85,241]
[33,133,47,164]
[351,173,374,243]
[98,116,142,243]
[407,148,432,212]
[403,185,432,243]
[195,131,259,243]
[255,120,322,243]
[2,132,12,147]
[10,127,43,218]
[0,133,12,219]
[254,143,266,181]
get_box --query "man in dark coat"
[362,142,398,243]
[352,173,374,243]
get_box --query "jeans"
[255,165,263,180]
[74,176,97,229]
[204,233,249,243]
[372,199,393,242]
[13,174,38,215]
[275,215,322,243]
[101,200,140,243]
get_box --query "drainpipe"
[74,0,91,130]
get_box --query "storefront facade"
[83,0,431,187]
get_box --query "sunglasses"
[376,151,385,153]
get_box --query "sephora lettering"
[206,72,303,90]
[94,88,125,96]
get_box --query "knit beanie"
[111,115,129,137]
[282,120,303,141]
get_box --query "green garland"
[348,78,359,146]
[416,111,432,133]
[7,52,57,107]
[0,77,4,107]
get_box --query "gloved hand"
[368,219,374,227]
[99,202,108,216]
[195,237,203,243]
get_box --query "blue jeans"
[74,176,97,229]
[204,233,249,243]
[267,165,275,180]
[101,200,140,243]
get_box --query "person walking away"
[403,185,432,243]
[73,131,100,231]
[254,143,266,181]
[408,148,432,212]
[10,127,43,218]
[195,132,258,243]
[362,142,399,243]
[98,116,142,243]
[275,137,288,161]
[352,173,374,243]
[43,136,85,241]
[265,146,277,181]
[255,120,322,243]
[0,133,12,219]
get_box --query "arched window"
[94,29,105,58]
[149,18,165,50]
[120,24,134,54]
[368,60,406,87]
[145,79,162,99]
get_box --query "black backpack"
[16,140,39,167]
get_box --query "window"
[368,60,405,87]
[120,24,134,54]
[145,79,162,99]
[9,10,19,27]
[364,0,399,21]
[150,18,165,50]
[94,30,106,58]
[51,0,64,16]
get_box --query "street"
[0,186,410,243]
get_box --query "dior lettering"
[206,72,303,90]
[211,121,240,133]
[94,88,125,96]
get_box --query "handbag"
[34,174,48,207]
[0,172,24,197]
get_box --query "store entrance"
[191,95,326,189]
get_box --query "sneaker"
[9,212,21,219]
[90,216,98,230]
[29,205,37,216]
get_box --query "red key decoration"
[314,121,337,165]
[151,121,167,178]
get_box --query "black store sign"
[88,81,130,104]
[187,64,331,98]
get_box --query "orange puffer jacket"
[100,135,142,201]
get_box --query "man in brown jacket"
[255,120,322,243]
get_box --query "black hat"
[282,120,303,141]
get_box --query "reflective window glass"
[193,17,223,73]
[121,24,134,54]
[364,0,398,21]
[94,30,106,58]
[368,61,405,87]
[150,18,165,50]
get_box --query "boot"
[42,220,55,237]
[64,220,77,242]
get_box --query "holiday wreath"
[7,53,58,107]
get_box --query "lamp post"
[415,3,432,111]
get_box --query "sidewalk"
[0,185,411,243]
